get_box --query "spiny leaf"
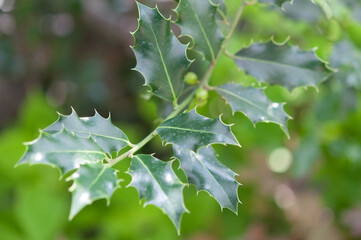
[128,154,187,232]
[44,109,130,154]
[175,0,224,61]
[174,146,240,212]
[232,41,333,90]
[67,162,119,219]
[132,2,192,102]
[17,129,107,176]
[213,83,291,136]
[258,0,292,8]
[157,109,239,152]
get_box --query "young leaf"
[213,83,290,135]
[175,0,224,61]
[232,41,332,90]
[67,162,119,219]
[132,2,192,103]
[44,109,130,154]
[157,109,239,152]
[128,154,187,232]
[17,129,107,176]
[258,0,292,8]
[173,146,240,212]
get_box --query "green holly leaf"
[213,83,291,135]
[132,2,192,103]
[17,129,107,176]
[175,0,224,61]
[174,146,240,212]
[67,162,119,219]
[44,109,130,154]
[157,109,239,152]
[258,0,292,8]
[232,41,333,90]
[128,154,187,232]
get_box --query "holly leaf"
[17,129,107,176]
[44,109,130,154]
[173,146,240,212]
[128,154,187,232]
[67,162,119,219]
[157,109,239,152]
[232,41,333,90]
[175,0,224,61]
[258,0,292,8]
[132,2,191,103]
[213,83,291,135]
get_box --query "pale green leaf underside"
[233,42,332,90]
[44,109,130,154]
[67,162,119,219]
[214,83,290,135]
[174,146,240,212]
[129,154,187,231]
[17,130,106,176]
[258,0,292,8]
[157,109,239,152]
[175,0,224,61]
[132,3,191,102]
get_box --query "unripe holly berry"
[196,88,208,102]
[184,72,198,85]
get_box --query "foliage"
[4,0,360,237]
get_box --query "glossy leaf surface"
[157,109,239,152]
[132,3,191,102]
[233,42,332,90]
[129,154,187,232]
[44,109,130,154]
[67,162,119,219]
[17,130,106,176]
[175,0,224,61]
[213,83,290,135]
[174,146,240,212]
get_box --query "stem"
[107,2,246,168]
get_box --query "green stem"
[107,2,246,168]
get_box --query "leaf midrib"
[149,19,177,102]
[234,55,323,76]
[133,156,174,210]
[187,0,215,60]
[189,151,234,207]
[214,86,282,122]
[157,125,218,135]
[67,129,129,144]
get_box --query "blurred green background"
[1,0,361,239]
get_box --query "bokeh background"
[1,0,361,239]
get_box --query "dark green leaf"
[233,41,332,90]
[132,2,192,102]
[17,129,107,176]
[213,83,290,135]
[129,154,187,232]
[174,146,240,212]
[67,162,119,219]
[157,109,239,152]
[175,0,224,61]
[44,109,130,154]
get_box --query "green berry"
[185,72,198,85]
[195,88,208,102]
